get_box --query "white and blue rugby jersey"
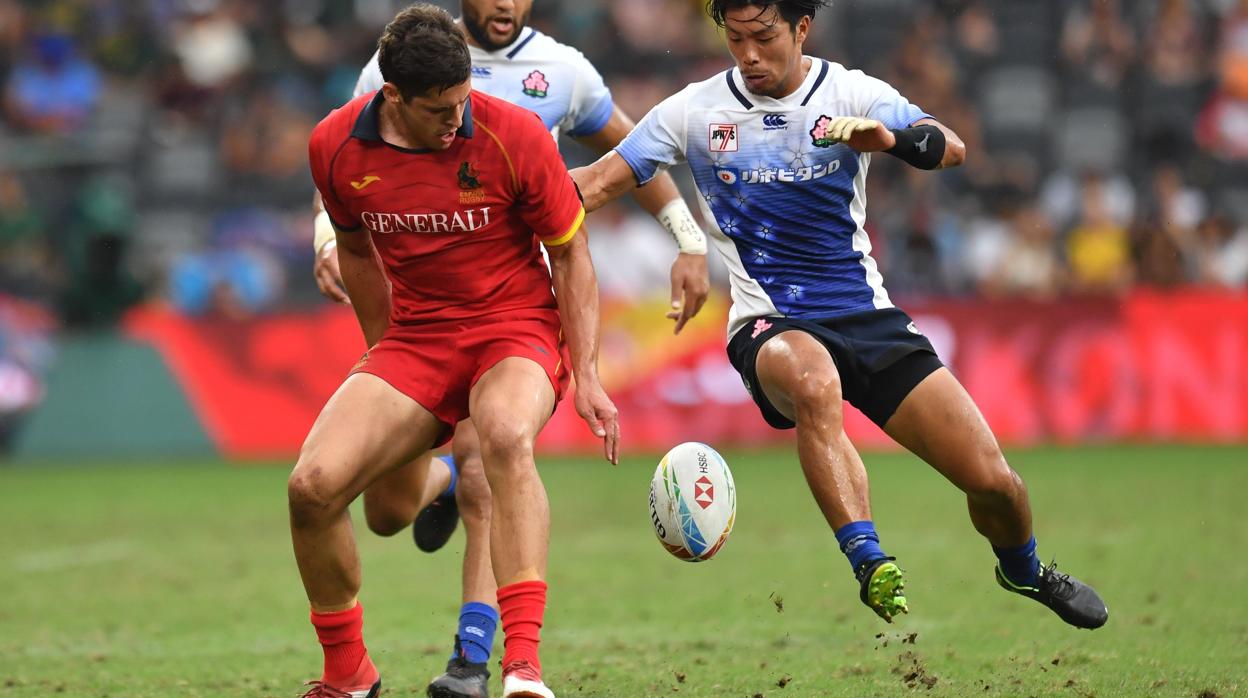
[354,26,614,140]
[615,58,930,338]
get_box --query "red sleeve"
[510,112,585,246]
[308,119,362,232]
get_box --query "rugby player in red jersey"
[293,6,617,697]
[308,5,712,695]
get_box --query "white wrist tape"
[657,199,707,255]
[313,209,337,253]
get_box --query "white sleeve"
[612,88,689,186]
[847,70,932,129]
[563,48,614,137]
[353,51,384,98]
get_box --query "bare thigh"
[469,357,556,451]
[291,373,445,511]
[883,367,1011,493]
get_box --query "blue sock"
[993,536,1040,587]
[438,455,458,498]
[834,521,887,573]
[454,602,497,664]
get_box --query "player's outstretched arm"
[570,152,637,214]
[311,191,350,304]
[335,227,391,347]
[822,116,965,170]
[546,229,620,465]
[575,107,710,334]
[909,118,966,170]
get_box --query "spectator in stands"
[1198,0,1248,159]
[950,0,999,83]
[1130,164,1206,287]
[1061,0,1135,93]
[220,83,316,181]
[1066,173,1134,294]
[171,1,253,92]
[993,206,1065,300]
[1192,214,1248,286]
[1151,164,1207,233]
[3,31,100,133]
[58,176,145,328]
[1132,219,1188,288]
[1040,169,1136,233]
[0,171,53,303]
[1217,0,1248,95]
[0,0,25,74]
[1144,0,1208,88]
[1137,0,1211,165]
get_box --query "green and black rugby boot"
[857,557,908,623]
[995,560,1108,629]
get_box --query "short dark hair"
[377,3,471,101]
[706,0,831,31]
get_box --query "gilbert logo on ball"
[649,442,736,562]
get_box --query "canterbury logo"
[350,175,381,190]
[762,114,787,128]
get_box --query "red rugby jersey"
[309,90,584,325]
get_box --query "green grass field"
[2,444,1246,697]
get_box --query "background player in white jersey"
[308,2,711,696]
[573,0,1108,631]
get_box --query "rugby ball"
[648,442,736,562]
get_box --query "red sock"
[310,602,369,685]
[498,580,548,674]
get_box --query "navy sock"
[438,455,458,498]
[454,602,497,664]
[993,536,1040,587]
[834,521,887,573]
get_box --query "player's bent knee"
[791,370,843,416]
[962,453,1022,500]
[756,334,844,410]
[476,421,536,464]
[362,497,409,537]
[287,466,345,529]
[455,459,492,522]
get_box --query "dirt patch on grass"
[893,650,939,690]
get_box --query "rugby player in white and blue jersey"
[307,3,711,697]
[574,0,1107,631]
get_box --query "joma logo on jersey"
[350,175,381,190]
[709,123,738,152]
[362,208,492,234]
[715,159,841,185]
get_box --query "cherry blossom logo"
[809,115,835,148]
[522,70,549,98]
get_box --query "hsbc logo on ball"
[694,475,714,510]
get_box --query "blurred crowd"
[2,0,1248,325]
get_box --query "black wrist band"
[886,124,946,170]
